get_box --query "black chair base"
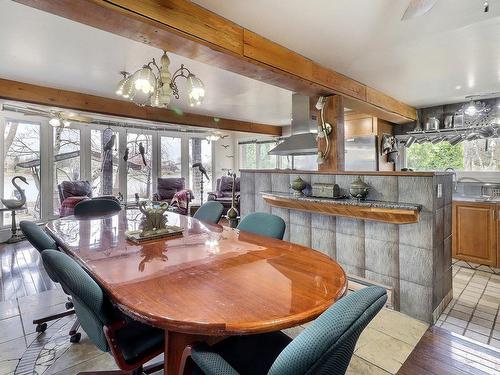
[32,308,82,342]
[78,361,163,375]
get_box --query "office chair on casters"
[19,221,82,343]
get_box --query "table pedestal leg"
[164,331,224,375]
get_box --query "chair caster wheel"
[70,332,81,343]
[65,301,73,309]
[36,323,47,333]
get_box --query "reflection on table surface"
[46,210,347,335]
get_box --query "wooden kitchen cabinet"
[452,201,498,267]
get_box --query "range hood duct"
[269,94,318,156]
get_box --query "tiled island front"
[240,169,453,323]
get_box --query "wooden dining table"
[46,209,347,374]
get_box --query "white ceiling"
[0,1,291,126]
[195,0,500,108]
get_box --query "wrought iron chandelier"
[115,51,205,108]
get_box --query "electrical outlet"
[437,183,442,198]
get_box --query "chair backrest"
[237,212,286,240]
[20,221,57,252]
[74,198,121,216]
[58,180,93,203]
[20,221,59,283]
[193,201,224,224]
[268,286,387,375]
[217,176,240,193]
[41,250,116,352]
[156,177,185,200]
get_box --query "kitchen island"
[240,169,453,323]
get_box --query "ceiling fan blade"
[402,0,439,20]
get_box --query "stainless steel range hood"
[269,94,318,156]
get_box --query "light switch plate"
[437,183,442,198]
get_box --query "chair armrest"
[207,192,217,201]
[189,345,239,375]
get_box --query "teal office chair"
[19,221,81,342]
[42,250,164,375]
[181,286,387,375]
[193,201,224,224]
[237,212,286,240]
[74,198,121,216]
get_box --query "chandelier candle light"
[116,51,205,108]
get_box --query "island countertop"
[260,191,422,224]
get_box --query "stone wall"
[240,170,453,323]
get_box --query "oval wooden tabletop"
[46,210,347,335]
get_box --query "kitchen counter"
[241,168,453,177]
[261,191,421,224]
[453,194,500,204]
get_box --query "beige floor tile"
[0,301,19,321]
[475,304,497,315]
[489,338,500,349]
[472,310,495,322]
[0,359,18,375]
[17,288,66,314]
[0,337,27,362]
[467,322,491,336]
[51,353,117,375]
[0,316,24,344]
[452,303,474,315]
[448,309,471,321]
[20,302,68,334]
[445,316,468,328]
[347,355,391,375]
[282,325,304,339]
[470,316,493,329]
[367,309,428,346]
[46,334,103,374]
[355,327,414,374]
[464,330,489,344]
[440,322,465,335]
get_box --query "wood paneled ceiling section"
[0,79,282,135]
[14,0,416,124]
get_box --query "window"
[126,132,152,199]
[160,136,182,177]
[189,138,212,202]
[91,128,120,196]
[239,143,257,169]
[3,121,41,222]
[293,155,318,171]
[53,128,81,214]
[257,143,277,169]
[406,138,500,171]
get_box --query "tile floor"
[435,260,500,348]
[0,287,428,375]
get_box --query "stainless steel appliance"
[345,135,377,171]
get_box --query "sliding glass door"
[160,136,182,177]
[189,138,212,202]
[126,132,152,199]
[53,127,81,214]
[91,128,120,196]
[3,121,41,222]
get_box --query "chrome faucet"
[444,168,457,192]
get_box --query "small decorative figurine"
[1,176,28,209]
[290,176,307,196]
[226,172,239,228]
[349,176,369,200]
[138,201,169,237]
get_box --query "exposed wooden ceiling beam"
[13,0,417,124]
[0,79,282,135]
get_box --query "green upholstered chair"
[42,250,164,375]
[193,201,224,224]
[74,198,121,217]
[182,286,387,375]
[19,221,81,341]
[237,212,286,240]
